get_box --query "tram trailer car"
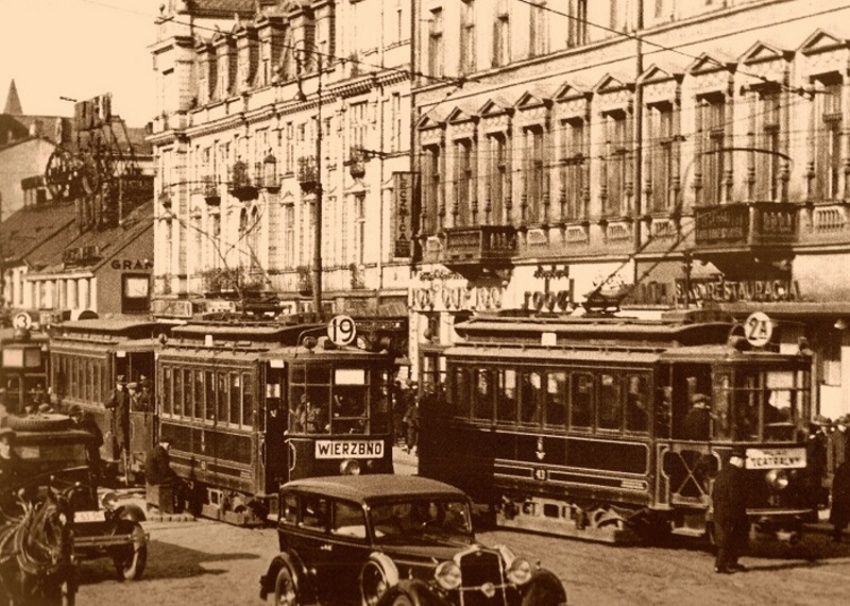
[48,319,167,482]
[0,326,50,414]
[156,320,396,526]
[418,308,818,544]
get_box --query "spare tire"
[6,414,74,432]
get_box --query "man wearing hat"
[145,435,187,513]
[0,427,20,517]
[682,393,712,441]
[105,375,131,462]
[69,404,104,477]
[711,448,750,574]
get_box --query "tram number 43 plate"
[533,468,549,481]
[75,510,106,523]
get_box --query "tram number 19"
[533,468,549,481]
[744,311,773,348]
[328,315,357,347]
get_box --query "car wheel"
[113,522,147,581]
[361,560,390,606]
[271,566,299,606]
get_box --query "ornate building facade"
[411,0,850,419]
[149,0,413,349]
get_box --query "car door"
[294,493,337,603]
[328,499,371,594]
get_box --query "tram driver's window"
[472,369,493,420]
[598,373,622,430]
[496,369,517,423]
[625,375,649,433]
[570,373,592,428]
[453,367,470,418]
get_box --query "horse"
[0,490,76,606]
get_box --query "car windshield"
[369,499,473,544]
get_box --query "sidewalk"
[392,445,419,475]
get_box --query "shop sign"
[520,265,576,313]
[110,259,153,271]
[410,269,503,311]
[676,276,801,304]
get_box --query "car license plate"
[76,510,106,523]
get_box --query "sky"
[0,0,160,127]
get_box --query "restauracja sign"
[676,276,801,303]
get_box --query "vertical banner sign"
[393,172,413,258]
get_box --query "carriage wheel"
[113,522,147,581]
[271,566,299,606]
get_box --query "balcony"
[442,225,517,276]
[228,160,258,201]
[692,202,798,274]
[202,175,220,206]
[297,155,319,193]
[347,146,366,179]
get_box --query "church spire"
[4,79,23,115]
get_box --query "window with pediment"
[648,102,676,212]
[453,139,474,227]
[603,110,630,217]
[523,126,545,225]
[493,1,510,67]
[460,0,476,76]
[814,74,843,201]
[559,117,586,220]
[698,93,726,206]
[423,144,443,234]
[429,8,444,79]
[487,132,509,224]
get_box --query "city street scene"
[3,0,850,604]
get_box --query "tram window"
[217,372,229,424]
[205,371,216,421]
[496,369,517,423]
[520,372,544,425]
[598,373,622,430]
[162,367,172,415]
[194,371,205,420]
[625,375,649,433]
[472,369,493,421]
[545,372,567,428]
[291,365,306,384]
[83,359,90,403]
[183,370,193,420]
[570,373,593,428]
[243,373,254,427]
[174,369,184,417]
[453,367,469,418]
[230,374,241,427]
[307,365,331,384]
[731,372,760,441]
[93,364,101,405]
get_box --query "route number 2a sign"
[327,315,357,347]
[744,311,774,347]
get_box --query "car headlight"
[506,557,533,586]
[434,561,462,590]
[340,459,361,475]
[765,469,789,491]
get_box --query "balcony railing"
[298,155,319,192]
[443,225,518,267]
[202,175,220,205]
[693,202,798,249]
[228,161,258,201]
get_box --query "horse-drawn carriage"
[0,412,149,604]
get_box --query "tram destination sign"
[315,440,385,459]
[744,447,806,470]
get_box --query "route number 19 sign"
[328,315,357,347]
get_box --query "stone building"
[149,0,413,354]
[411,0,850,420]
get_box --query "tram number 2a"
[533,468,549,481]
[744,311,773,348]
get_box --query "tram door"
[120,351,156,479]
[263,363,288,491]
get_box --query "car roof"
[283,475,468,502]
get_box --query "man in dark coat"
[105,375,130,458]
[0,427,21,518]
[145,436,187,512]
[712,448,750,573]
[69,404,104,479]
[682,393,712,441]
[830,460,850,542]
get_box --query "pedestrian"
[404,387,420,455]
[145,435,188,513]
[828,415,849,481]
[0,427,21,519]
[105,375,130,459]
[681,393,712,441]
[711,447,750,574]
[830,460,850,542]
[393,381,407,447]
[808,416,832,509]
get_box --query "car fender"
[375,579,450,606]
[365,551,400,586]
[112,503,147,524]
[518,568,568,606]
[259,551,316,603]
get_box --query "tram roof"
[55,318,164,335]
[445,345,663,364]
[283,475,468,502]
[171,322,318,342]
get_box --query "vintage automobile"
[259,475,568,606]
[6,413,149,580]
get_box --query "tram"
[0,322,50,414]
[156,316,396,525]
[417,307,818,544]
[48,318,167,481]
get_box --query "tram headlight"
[340,459,361,475]
[765,469,790,491]
[506,557,533,586]
[434,561,462,590]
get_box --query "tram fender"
[259,551,316,603]
[113,503,147,524]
